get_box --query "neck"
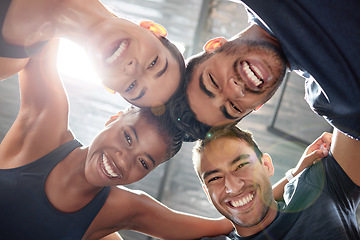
[234,200,278,237]
[58,146,100,194]
[45,146,103,213]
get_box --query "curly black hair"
[138,106,184,162]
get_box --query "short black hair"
[192,125,263,182]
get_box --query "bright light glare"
[57,38,100,84]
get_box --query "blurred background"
[0,0,356,239]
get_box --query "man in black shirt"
[193,127,360,239]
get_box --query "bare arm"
[0,57,29,81]
[0,39,73,167]
[272,132,332,201]
[122,190,233,240]
[99,232,123,240]
[331,129,360,186]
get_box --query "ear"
[254,104,263,112]
[261,153,274,177]
[140,20,167,37]
[203,37,228,53]
[105,112,123,126]
[202,184,212,204]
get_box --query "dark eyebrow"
[220,105,238,120]
[130,126,138,141]
[156,58,168,78]
[202,169,220,181]
[230,154,251,166]
[130,89,146,101]
[145,153,156,167]
[199,73,215,98]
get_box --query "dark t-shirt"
[238,0,360,140]
[202,153,360,239]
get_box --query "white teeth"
[242,62,263,87]
[105,41,127,64]
[102,154,120,178]
[251,64,264,80]
[230,192,254,207]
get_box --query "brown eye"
[208,176,221,183]
[235,162,248,171]
[148,56,158,69]
[139,158,149,170]
[124,131,132,146]
[126,80,136,92]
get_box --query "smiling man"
[186,27,287,127]
[193,126,360,239]
[171,0,360,140]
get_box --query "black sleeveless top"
[0,139,111,239]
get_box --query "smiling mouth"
[105,40,128,64]
[228,192,255,208]
[100,154,122,178]
[241,61,264,88]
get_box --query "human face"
[187,39,286,126]
[87,19,181,107]
[85,110,168,186]
[199,137,274,228]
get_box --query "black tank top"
[0,139,111,239]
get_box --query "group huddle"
[0,0,359,239]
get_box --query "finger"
[322,133,332,150]
[307,149,327,162]
[307,138,325,154]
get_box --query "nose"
[115,150,132,172]
[222,77,245,99]
[124,58,139,76]
[225,174,244,194]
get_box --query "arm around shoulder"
[331,129,360,186]
[110,188,233,240]
[272,132,332,201]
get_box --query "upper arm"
[95,188,178,238]
[99,232,123,240]
[116,189,232,239]
[0,39,72,166]
[0,57,29,80]
[331,129,360,186]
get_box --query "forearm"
[272,176,288,202]
[0,57,29,81]
[273,132,332,201]
[132,193,233,239]
[99,232,123,240]
[142,211,232,239]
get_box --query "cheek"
[209,187,223,204]
[127,169,148,184]
[103,77,120,91]
[145,81,175,106]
